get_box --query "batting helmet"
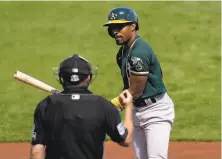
[103,7,139,31]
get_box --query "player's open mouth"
[115,34,122,39]
[115,36,122,41]
[115,37,122,41]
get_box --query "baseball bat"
[13,70,60,94]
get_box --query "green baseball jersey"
[116,35,167,99]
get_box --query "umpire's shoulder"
[35,95,51,112]
[95,95,117,111]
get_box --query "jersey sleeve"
[31,98,48,145]
[104,100,128,143]
[128,44,153,76]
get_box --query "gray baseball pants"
[132,92,175,159]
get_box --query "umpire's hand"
[119,90,133,108]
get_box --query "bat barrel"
[13,70,60,94]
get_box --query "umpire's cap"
[54,54,98,86]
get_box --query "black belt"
[133,97,156,107]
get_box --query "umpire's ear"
[89,74,92,83]
[84,75,91,84]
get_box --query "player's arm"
[127,53,150,100]
[128,75,147,100]
[105,90,133,147]
[30,99,47,159]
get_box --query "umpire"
[30,54,134,159]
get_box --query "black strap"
[72,54,79,73]
[133,97,156,107]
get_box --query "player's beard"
[115,37,129,46]
[115,39,123,45]
[115,37,127,45]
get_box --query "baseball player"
[30,54,134,159]
[103,7,175,159]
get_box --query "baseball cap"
[59,54,92,76]
[53,54,97,85]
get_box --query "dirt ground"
[0,141,220,159]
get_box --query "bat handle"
[51,90,61,94]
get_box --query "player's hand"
[119,90,133,108]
